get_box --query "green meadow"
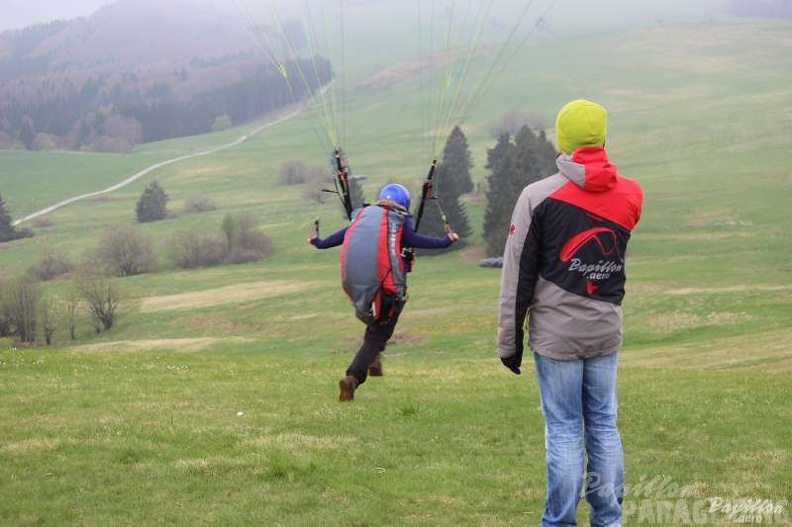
[1,21,790,526]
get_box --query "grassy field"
[1,20,791,526]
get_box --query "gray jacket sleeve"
[497,186,537,360]
[497,173,565,361]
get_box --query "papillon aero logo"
[559,227,622,295]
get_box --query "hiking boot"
[368,354,384,377]
[338,375,359,402]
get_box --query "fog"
[2,0,730,33]
[1,0,114,31]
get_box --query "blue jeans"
[533,352,623,527]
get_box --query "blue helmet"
[379,183,411,210]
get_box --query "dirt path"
[11,99,311,227]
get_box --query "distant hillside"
[0,0,330,152]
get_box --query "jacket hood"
[556,146,618,192]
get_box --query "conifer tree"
[483,132,516,257]
[440,126,474,194]
[486,131,512,173]
[135,181,169,222]
[348,177,366,211]
[0,193,19,242]
[418,127,473,248]
[482,126,557,257]
[511,126,557,190]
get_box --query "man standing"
[497,99,643,526]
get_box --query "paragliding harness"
[318,151,445,325]
[340,202,408,325]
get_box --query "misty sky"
[2,0,113,31]
[1,0,728,33]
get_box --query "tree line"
[0,275,122,345]
[0,57,332,152]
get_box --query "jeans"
[533,352,623,527]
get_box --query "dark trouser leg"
[346,312,399,385]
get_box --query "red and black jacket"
[498,147,643,362]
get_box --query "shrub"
[171,213,273,269]
[279,159,311,185]
[281,160,328,187]
[222,212,274,264]
[28,250,74,281]
[95,223,157,277]
[228,228,274,264]
[302,169,333,204]
[183,195,217,213]
[169,230,226,269]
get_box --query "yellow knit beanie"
[555,99,608,154]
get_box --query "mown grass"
[1,347,788,526]
[0,20,791,526]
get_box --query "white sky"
[1,0,114,31]
[0,0,729,33]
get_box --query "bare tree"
[2,277,40,344]
[76,277,124,333]
[65,285,80,340]
[38,295,58,345]
[0,280,11,337]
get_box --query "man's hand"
[501,354,521,375]
[445,226,460,242]
[308,219,319,246]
